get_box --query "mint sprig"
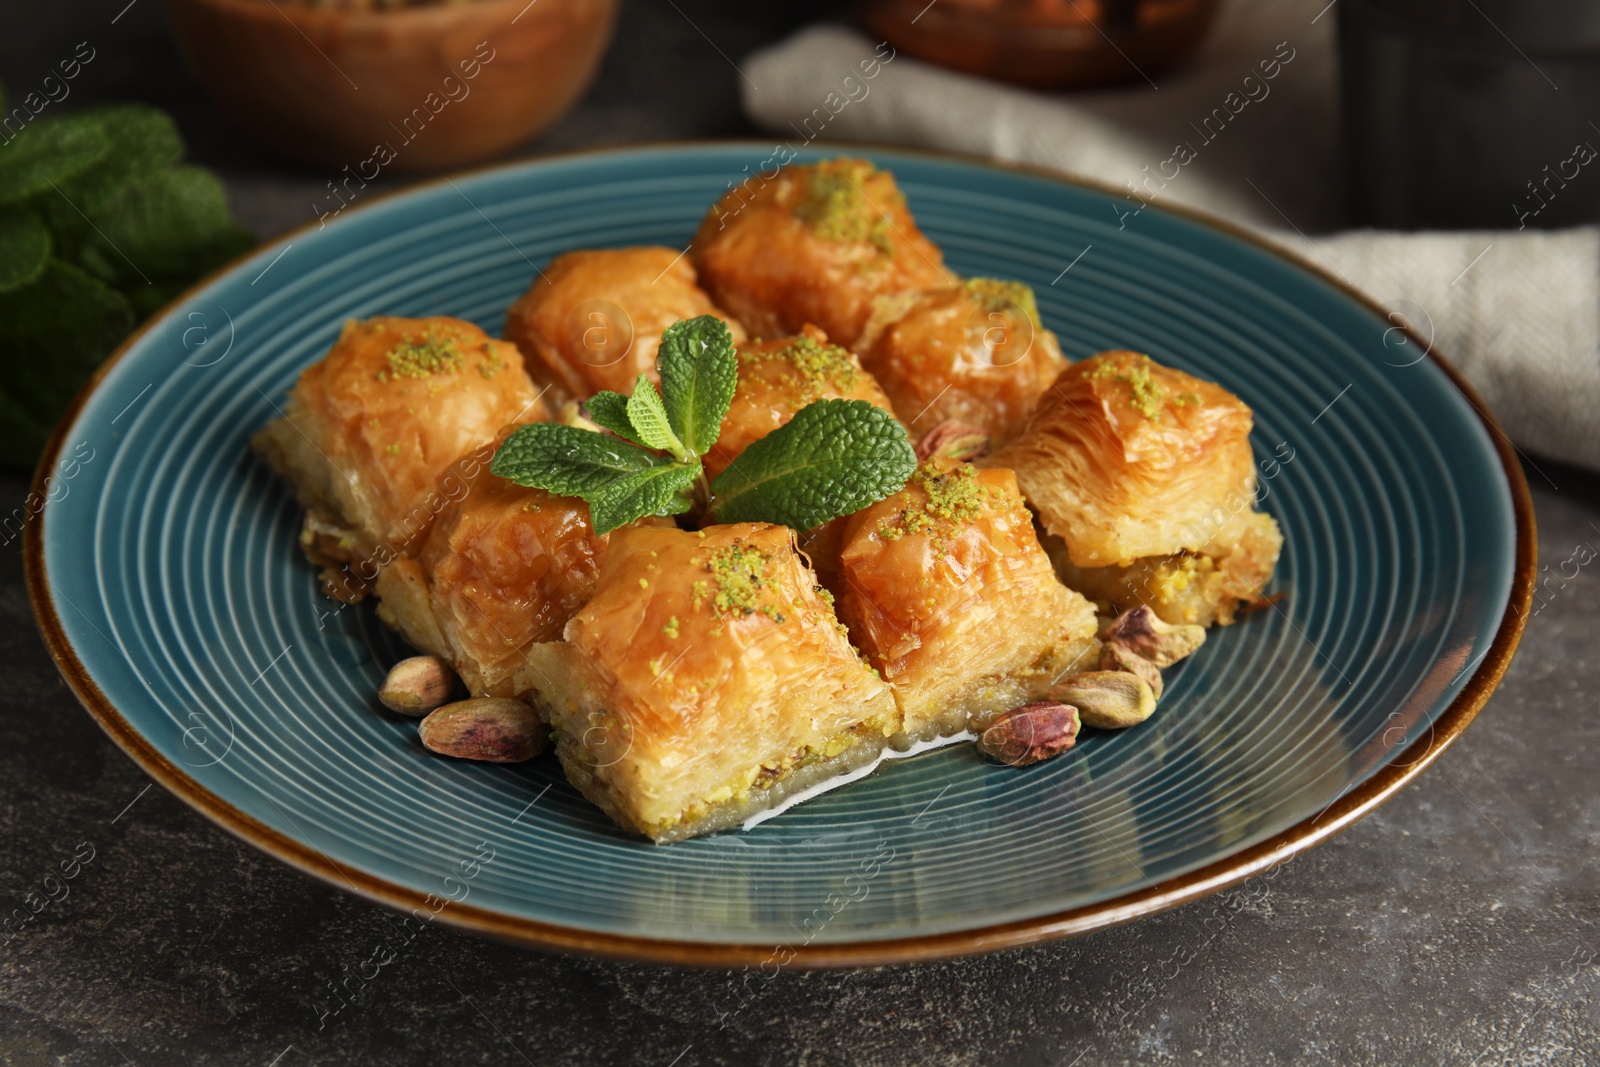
[710,400,916,529]
[589,463,699,533]
[658,315,738,456]
[583,390,648,447]
[491,314,916,535]
[493,314,738,534]
[624,375,689,461]
[490,423,670,499]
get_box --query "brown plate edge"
[22,139,1537,970]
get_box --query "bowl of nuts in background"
[163,0,619,171]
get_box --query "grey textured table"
[4,4,1599,1065]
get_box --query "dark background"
[3,2,1599,1064]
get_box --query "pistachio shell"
[418,698,547,763]
[1049,670,1156,730]
[378,655,457,716]
[1102,605,1206,667]
[1099,641,1164,700]
[977,702,1080,767]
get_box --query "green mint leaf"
[0,104,252,468]
[657,314,736,457]
[624,375,689,460]
[76,165,253,289]
[0,209,51,292]
[43,105,184,225]
[0,114,111,206]
[587,462,699,535]
[710,399,916,529]
[584,390,647,447]
[0,259,134,467]
[491,422,666,498]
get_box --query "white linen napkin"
[738,0,1600,473]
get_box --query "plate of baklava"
[29,146,1531,965]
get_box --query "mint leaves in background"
[491,315,917,535]
[0,92,255,467]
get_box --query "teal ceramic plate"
[28,144,1532,966]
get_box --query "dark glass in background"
[1341,0,1600,230]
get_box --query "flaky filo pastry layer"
[250,316,547,601]
[374,438,611,699]
[853,279,1067,446]
[502,246,746,408]
[516,523,898,844]
[691,158,956,349]
[985,350,1282,627]
[827,460,1101,744]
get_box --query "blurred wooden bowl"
[164,0,618,171]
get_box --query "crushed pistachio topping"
[662,615,680,639]
[477,346,506,379]
[813,584,849,637]
[878,463,999,544]
[384,444,400,456]
[795,162,896,255]
[964,278,1040,325]
[744,335,858,404]
[697,541,786,623]
[1093,356,1169,419]
[383,331,465,380]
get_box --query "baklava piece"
[374,438,607,699]
[985,350,1283,627]
[251,316,546,600]
[692,158,956,349]
[517,523,898,843]
[833,459,1100,745]
[856,278,1068,443]
[502,247,745,406]
[704,325,901,479]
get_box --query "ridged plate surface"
[31,145,1522,959]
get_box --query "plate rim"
[24,139,1536,969]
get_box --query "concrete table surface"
[3,3,1598,1064]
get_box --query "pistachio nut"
[1099,641,1164,700]
[977,701,1080,767]
[418,698,547,763]
[915,419,991,464]
[1101,605,1206,667]
[378,655,457,716]
[1049,670,1156,730]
